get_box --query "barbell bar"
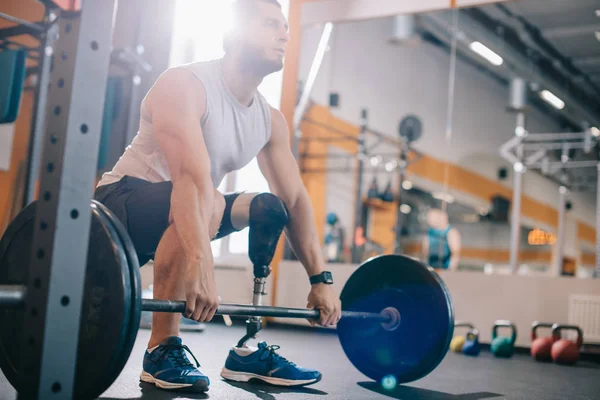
[0,285,394,324]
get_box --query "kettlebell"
[450,322,474,353]
[367,177,379,199]
[381,180,395,202]
[530,322,555,362]
[491,320,517,358]
[462,329,480,356]
[551,324,583,365]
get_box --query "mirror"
[294,0,599,279]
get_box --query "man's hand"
[183,259,220,322]
[306,284,342,327]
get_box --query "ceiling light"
[402,180,413,190]
[591,127,600,137]
[468,41,504,66]
[539,90,565,110]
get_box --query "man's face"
[234,2,289,75]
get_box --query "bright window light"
[591,127,600,137]
[468,41,504,66]
[539,90,565,110]
[229,158,271,254]
[170,0,289,107]
[210,175,230,258]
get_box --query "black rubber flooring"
[1,322,599,399]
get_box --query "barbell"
[0,200,454,399]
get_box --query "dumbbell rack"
[7,1,116,399]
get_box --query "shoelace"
[158,344,201,368]
[258,344,296,369]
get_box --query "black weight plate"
[0,200,132,399]
[94,200,141,390]
[337,254,454,384]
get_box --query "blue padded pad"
[0,49,27,123]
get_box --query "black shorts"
[94,176,243,266]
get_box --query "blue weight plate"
[0,200,132,399]
[337,254,454,384]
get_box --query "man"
[422,208,461,270]
[94,0,341,393]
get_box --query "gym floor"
[1,322,599,400]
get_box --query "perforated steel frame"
[17,1,117,398]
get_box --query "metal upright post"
[508,78,527,275]
[394,143,408,254]
[18,1,116,398]
[351,109,368,263]
[596,163,600,278]
[553,186,568,277]
[23,12,59,207]
[509,157,524,274]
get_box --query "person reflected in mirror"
[422,209,461,270]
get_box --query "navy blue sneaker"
[221,341,322,387]
[140,336,210,392]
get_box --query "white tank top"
[97,59,272,188]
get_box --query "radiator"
[569,295,600,343]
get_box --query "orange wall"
[403,242,553,264]
[581,252,596,266]
[577,222,596,244]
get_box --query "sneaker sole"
[220,367,321,387]
[140,371,209,392]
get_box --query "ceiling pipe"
[421,10,600,130]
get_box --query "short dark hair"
[223,0,283,52]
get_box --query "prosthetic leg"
[236,193,289,348]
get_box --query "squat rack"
[0,2,62,209]
[500,78,599,278]
[1,1,117,398]
[297,109,422,261]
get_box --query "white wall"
[298,16,596,256]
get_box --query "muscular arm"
[257,108,325,277]
[447,228,461,271]
[147,68,215,269]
